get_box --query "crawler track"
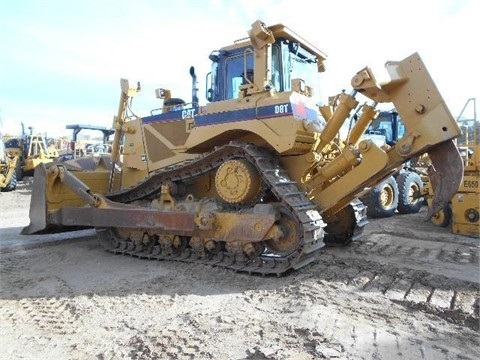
[99,142,367,275]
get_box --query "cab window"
[224,53,254,99]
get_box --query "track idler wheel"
[265,208,302,256]
[159,235,188,256]
[243,242,265,259]
[205,240,224,255]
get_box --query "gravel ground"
[0,178,479,359]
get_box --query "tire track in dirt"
[318,219,479,328]
[238,275,478,360]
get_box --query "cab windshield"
[207,39,321,102]
[225,53,254,99]
[271,40,320,95]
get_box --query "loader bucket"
[425,140,464,220]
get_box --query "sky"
[1,0,478,139]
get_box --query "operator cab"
[206,23,326,103]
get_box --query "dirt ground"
[1,178,479,360]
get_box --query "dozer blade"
[425,140,464,220]
[22,163,48,235]
[22,158,115,235]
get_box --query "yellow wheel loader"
[22,20,463,275]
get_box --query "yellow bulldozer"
[22,20,463,275]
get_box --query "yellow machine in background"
[359,110,425,218]
[22,20,463,275]
[4,130,59,178]
[23,133,59,175]
[428,98,479,237]
[0,137,19,191]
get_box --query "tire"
[396,171,424,214]
[15,161,24,182]
[1,169,17,192]
[430,205,452,227]
[361,176,399,218]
